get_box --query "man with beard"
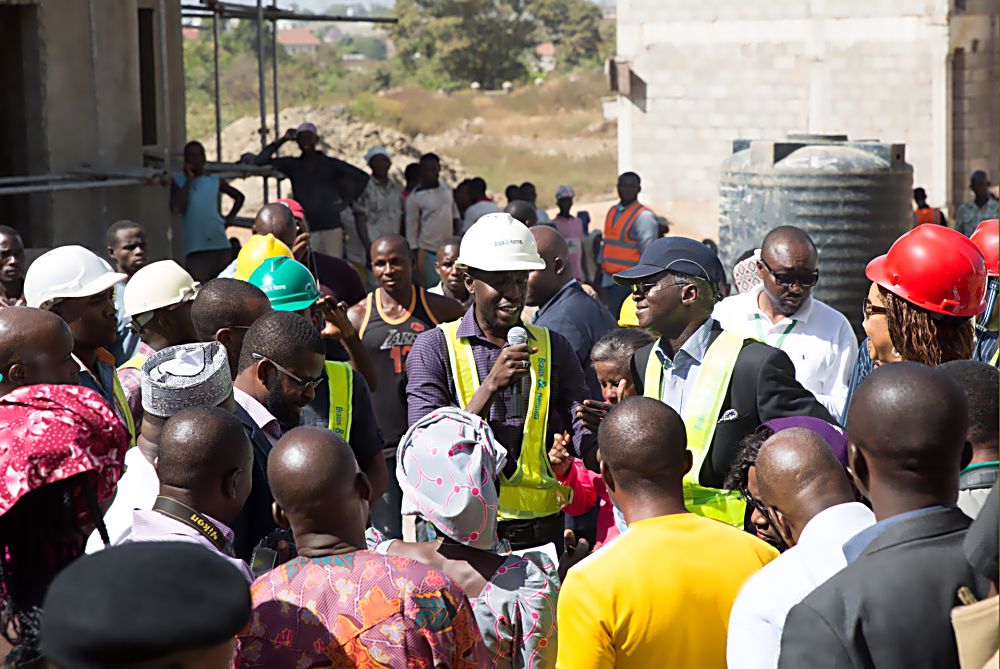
[230,311,326,558]
[714,226,857,417]
[407,213,594,549]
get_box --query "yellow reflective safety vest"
[643,330,748,526]
[325,361,353,440]
[439,320,571,521]
[991,348,999,367]
[118,353,148,372]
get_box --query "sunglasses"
[629,277,691,298]
[760,259,819,288]
[863,298,888,320]
[252,353,324,389]
[745,492,770,517]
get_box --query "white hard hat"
[456,213,545,272]
[24,245,127,310]
[123,260,199,319]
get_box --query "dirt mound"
[205,103,473,217]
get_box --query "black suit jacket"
[632,321,834,488]
[778,507,991,669]
[231,404,279,561]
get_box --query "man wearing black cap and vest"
[614,237,833,526]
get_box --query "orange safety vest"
[913,207,942,227]
[601,201,650,275]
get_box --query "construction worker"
[912,187,948,227]
[247,256,388,503]
[406,213,595,549]
[612,237,833,526]
[970,219,999,366]
[346,234,465,538]
[229,233,293,281]
[117,260,201,427]
[863,224,987,367]
[23,246,136,444]
[599,172,661,316]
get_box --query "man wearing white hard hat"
[407,213,596,550]
[24,245,136,443]
[117,260,201,428]
[250,121,369,259]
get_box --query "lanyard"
[153,496,236,557]
[754,313,797,349]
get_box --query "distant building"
[535,42,557,72]
[612,0,999,236]
[277,27,321,55]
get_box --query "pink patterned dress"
[235,551,489,668]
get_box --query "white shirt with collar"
[712,285,857,417]
[233,387,282,446]
[726,501,876,669]
[652,316,716,414]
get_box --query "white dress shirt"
[652,317,715,414]
[85,447,159,553]
[726,501,876,669]
[713,285,857,416]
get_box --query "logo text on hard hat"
[493,239,524,247]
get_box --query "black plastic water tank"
[718,134,913,335]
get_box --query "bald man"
[504,199,539,228]
[527,225,616,400]
[0,307,80,396]
[778,363,992,669]
[727,428,875,669]
[714,225,857,416]
[234,427,488,667]
[119,407,253,581]
[557,397,777,669]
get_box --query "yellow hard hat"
[618,298,639,327]
[234,234,293,281]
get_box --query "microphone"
[507,326,529,419]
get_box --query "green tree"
[530,0,603,68]
[391,0,538,88]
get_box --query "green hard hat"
[248,256,320,312]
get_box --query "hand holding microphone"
[484,326,535,417]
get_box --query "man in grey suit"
[778,363,993,669]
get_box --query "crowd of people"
[0,123,998,669]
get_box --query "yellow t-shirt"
[556,512,779,669]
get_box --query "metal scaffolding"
[180,0,396,203]
[0,0,395,199]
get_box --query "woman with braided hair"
[0,385,128,668]
[862,224,987,369]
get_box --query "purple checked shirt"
[406,306,595,476]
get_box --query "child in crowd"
[549,327,655,548]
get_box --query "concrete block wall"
[4,0,186,258]
[616,0,999,238]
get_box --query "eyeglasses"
[863,298,888,320]
[630,277,691,298]
[744,492,770,517]
[252,353,324,389]
[760,259,819,288]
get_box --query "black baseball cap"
[613,237,726,285]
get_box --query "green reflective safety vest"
[991,348,999,367]
[114,353,146,446]
[326,360,353,440]
[643,330,748,527]
[439,320,571,521]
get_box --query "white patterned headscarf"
[397,407,508,551]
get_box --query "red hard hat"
[866,224,987,317]
[970,219,999,277]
